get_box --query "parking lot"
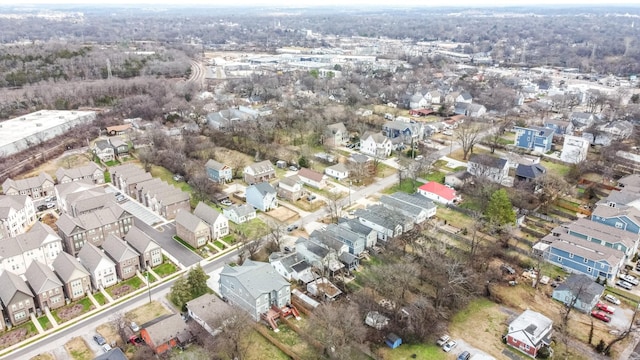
[102,184,166,226]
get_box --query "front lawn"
[423,171,446,183]
[37,315,51,331]
[107,277,144,299]
[173,235,196,251]
[384,179,423,194]
[93,292,107,305]
[153,262,178,278]
[232,218,270,238]
[377,343,446,360]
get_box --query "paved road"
[133,221,202,268]
[7,249,239,360]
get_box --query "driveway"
[454,339,496,360]
[103,184,166,226]
[133,222,202,268]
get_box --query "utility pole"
[147,272,152,304]
[348,180,352,207]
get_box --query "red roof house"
[417,181,458,205]
[506,310,553,358]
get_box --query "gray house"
[124,226,163,269]
[102,234,141,281]
[552,274,604,313]
[25,260,65,311]
[0,270,35,326]
[246,182,278,212]
[219,260,291,321]
[205,159,232,183]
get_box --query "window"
[587,267,592,273]
[584,258,588,263]
[569,253,574,259]
[615,222,623,229]
[557,257,562,263]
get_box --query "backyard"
[64,337,92,360]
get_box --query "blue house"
[513,126,553,153]
[552,274,604,313]
[385,333,402,349]
[205,159,232,183]
[559,218,638,258]
[538,231,625,280]
[381,121,423,142]
[543,119,574,136]
[245,182,278,212]
[591,204,640,235]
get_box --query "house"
[601,120,633,140]
[409,93,428,109]
[295,237,345,274]
[52,252,92,302]
[513,126,553,153]
[109,164,152,198]
[0,222,63,276]
[618,173,640,192]
[93,347,128,360]
[205,159,232,183]
[125,226,163,269]
[382,121,424,142]
[556,218,637,258]
[560,135,589,164]
[0,195,36,237]
[25,260,64,311]
[109,138,130,159]
[348,153,374,178]
[591,204,640,235]
[552,274,605,313]
[56,182,113,217]
[298,168,326,189]
[354,206,410,241]
[456,91,473,104]
[223,203,257,224]
[385,333,403,349]
[185,293,233,336]
[409,108,434,117]
[426,90,442,104]
[77,242,117,289]
[325,163,349,180]
[515,164,547,183]
[193,202,229,239]
[454,103,486,118]
[56,204,134,256]
[544,118,574,136]
[324,122,349,147]
[0,270,35,326]
[444,170,473,189]
[92,140,115,162]
[2,173,55,199]
[268,251,313,282]
[360,132,393,158]
[467,154,509,184]
[417,181,458,205]
[569,112,595,130]
[246,182,278,212]
[537,230,625,280]
[312,223,366,256]
[56,162,104,185]
[219,260,292,321]
[379,194,434,225]
[277,175,304,201]
[102,234,140,281]
[140,313,191,354]
[243,160,276,184]
[338,218,378,249]
[175,209,211,249]
[506,310,553,358]
[135,178,191,220]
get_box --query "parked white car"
[604,294,621,305]
[442,340,457,352]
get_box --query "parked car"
[457,351,471,360]
[115,195,126,202]
[616,280,634,290]
[102,344,112,352]
[604,294,621,305]
[436,335,450,347]
[414,155,424,161]
[442,340,457,352]
[289,166,298,171]
[500,264,516,275]
[37,204,48,212]
[130,322,140,332]
[287,224,298,232]
[591,310,611,323]
[220,199,233,206]
[284,246,292,253]
[93,334,107,346]
[46,202,56,209]
[172,174,184,181]
[622,274,639,286]
[596,302,615,314]
[307,194,317,201]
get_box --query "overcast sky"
[17,0,640,7]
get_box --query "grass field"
[30,353,54,360]
[377,343,446,360]
[65,337,92,360]
[125,301,171,325]
[154,262,178,277]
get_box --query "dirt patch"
[97,323,121,347]
[30,353,55,360]
[125,301,171,325]
[58,304,91,322]
[266,206,299,222]
[111,284,132,298]
[39,213,58,232]
[0,327,27,349]
[64,337,92,360]
[21,152,92,179]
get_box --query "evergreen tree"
[485,189,516,227]
[169,276,192,311]
[188,264,210,299]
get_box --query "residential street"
[134,221,202,268]
[4,249,239,360]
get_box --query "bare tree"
[455,121,483,160]
[207,306,254,360]
[304,302,368,360]
[603,304,639,355]
[325,191,343,223]
[266,220,286,252]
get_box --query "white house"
[325,163,349,180]
[77,242,117,290]
[223,204,257,224]
[0,195,37,237]
[360,132,392,158]
[467,154,509,184]
[297,168,326,189]
[193,202,230,239]
[246,182,278,212]
[0,222,63,276]
[417,181,459,205]
[560,135,589,164]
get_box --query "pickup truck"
[436,335,450,347]
[621,274,639,286]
